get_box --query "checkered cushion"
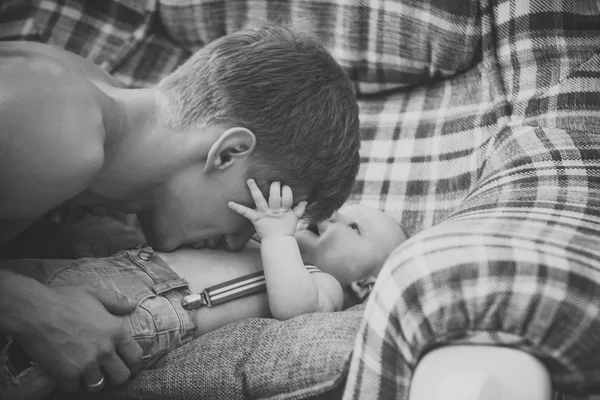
[2,0,600,399]
[0,0,481,91]
[345,122,600,399]
[344,1,600,399]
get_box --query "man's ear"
[205,127,256,172]
[350,275,378,303]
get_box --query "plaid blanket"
[1,0,600,399]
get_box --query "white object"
[409,345,552,400]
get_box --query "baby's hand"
[228,179,307,239]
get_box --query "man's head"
[142,21,360,252]
[295,205,407,308]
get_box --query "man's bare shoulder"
[0,41,123,87]
[0,42,106,113]
[0,44,106,221]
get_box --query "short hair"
[156,21,360,222]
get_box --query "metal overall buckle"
[181,289,212,310]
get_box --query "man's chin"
[145,242,170,252]
[137,214,179,252]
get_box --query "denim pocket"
[130,296,175,367]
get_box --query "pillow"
[344,123,600,399]
[102,306,365,400]
[156,0,483,94]
[2,0,482,92]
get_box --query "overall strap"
[181,266,321,310]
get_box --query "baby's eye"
[349,222,361,234]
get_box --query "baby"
[162,179,407,335]
[0,181,406,399]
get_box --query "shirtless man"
[0,22,360,394]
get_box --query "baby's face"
[294,204,407,286]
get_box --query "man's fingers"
[246,179,268,210]
[228,201,257,220]
[116,336,143,377]
[293,201,307,218]
[100,351,131,387]
[87,287,134,315]
[281,185,293,209]
[268,181,281,209]
[58,372,80,393]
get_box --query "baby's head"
[295,204,407,308]
[156,21,360,223]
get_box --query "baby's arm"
[310,271,344,313]
[229,179,341,319]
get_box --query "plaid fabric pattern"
[2,0,600,399]
[344,1,600,399]
[345,124,600,399]
[0,0,481,92]
[0,0,188,87]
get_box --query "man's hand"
[0,270,142,393]
[228,179,307,239]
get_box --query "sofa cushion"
[157,0,483,94]
[343,0,600,397]
[345,123,600,400]
[1,0,482,92]
[103,308,363,400]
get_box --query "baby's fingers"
[246,179,268,210]
[293,200,307,219]
[269,181,281,209]
[281,185,293,210]
[228,201,257,221]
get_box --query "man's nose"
[222,225,256,251]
